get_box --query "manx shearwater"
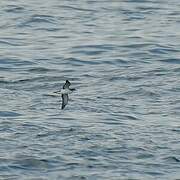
[53,80,75,109]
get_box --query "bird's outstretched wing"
[61,94,68,109]
[63,80,71,89]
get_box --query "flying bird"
[53,80,75,109]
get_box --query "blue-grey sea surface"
[0,0,180,179]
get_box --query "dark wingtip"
[70,88,76,91]
[61,103,66,109]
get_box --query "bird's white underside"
[47,89,72,97]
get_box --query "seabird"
[54,80,75,109]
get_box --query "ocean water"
[0,0,180,179]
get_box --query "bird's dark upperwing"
[61,94,68,109]
[63,80,71,89]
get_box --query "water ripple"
[0,0,180,179]
[0,111,21,117]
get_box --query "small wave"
[159,58,180,64]
[171,127,180,132]
[101,58,130,67]
[28,67,55,73]
[57,5,97,12]
[28,14,56,24]
[122,42,153,49]
[0,58,35,67]
[18,14,57,28]
[4,5,25,13]
[71,50,106,56]
[163,156,180,163]
[64,57,100,66]
[0,77,44,85]
[12,158,50,170]
[0,111,21,117]
[49,35,69,39]
[141,68,169,77]
[136,153,154,159]
[0,37,27,47]
[35,27,61,32]
[149,47,178,54]
[123,114,140,120]
[3,75,70,85]
[0,40,23,46]
[123,88,160,98]
[173,67,180,72]
[0,67,13,71]
[72,44,116,50]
